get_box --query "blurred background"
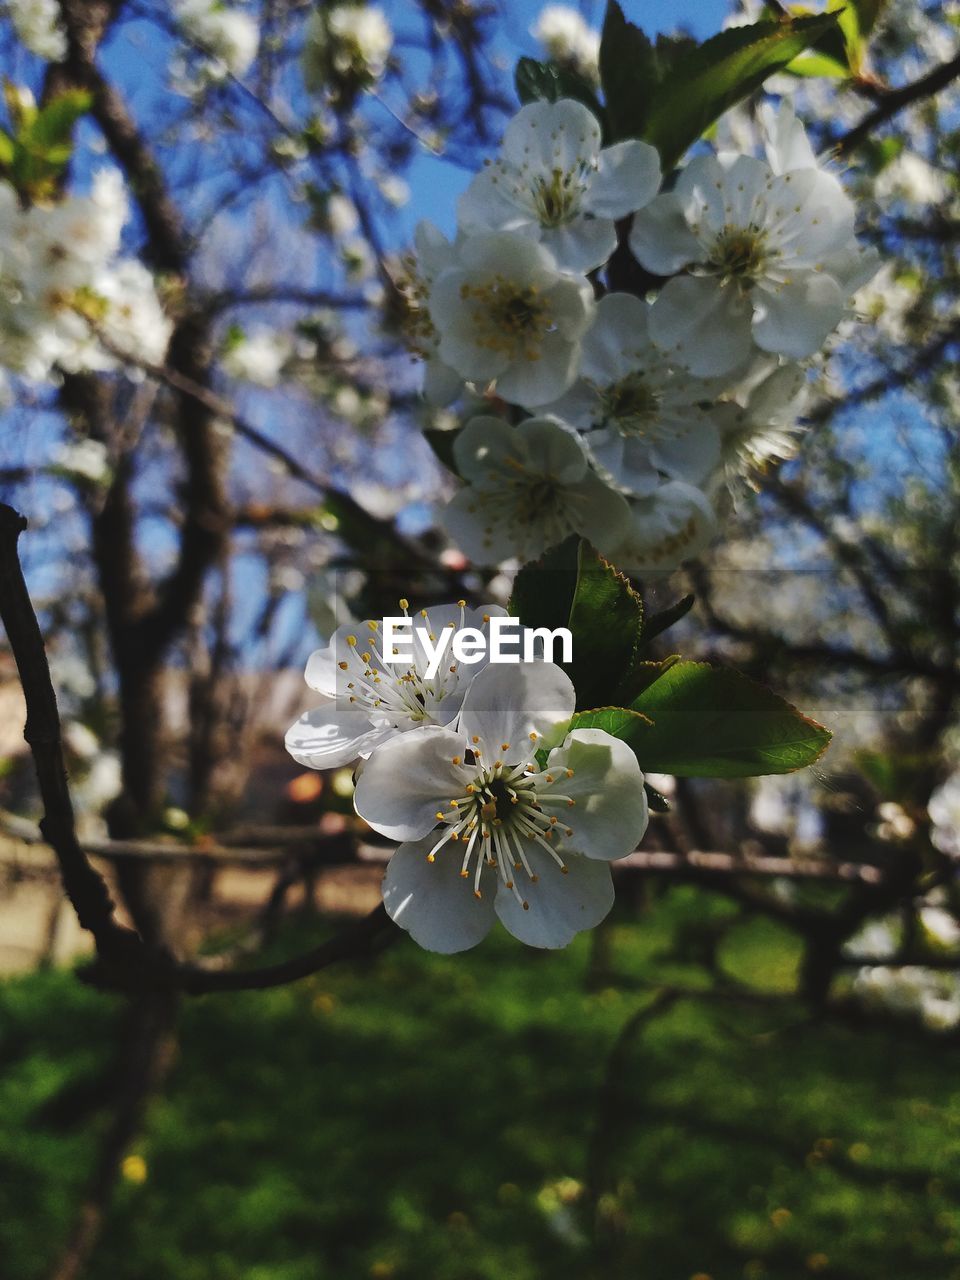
[1,1,960,1277]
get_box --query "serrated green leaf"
[510,538,644,710]
[598,1,661,140]
[570,705,653,740]
[642,12,842,168]
[614,655,679,705]
[784,50,851,79]
[509,534,580,635]
[566,543,643,709]
[514,56,605,122]
[627,661,831,777]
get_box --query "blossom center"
[599,372,662,435]
[339,601,484,727]
[709,226,769,286]
[461,276,552,360]
[531,166,585,227]
[426,749,578,908]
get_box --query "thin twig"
[836,50,960,157]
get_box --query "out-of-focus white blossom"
[7,0,66,60]
[174,0,259,79]
[874,151,948,205]
[615,481,717,573]
[531,6,600,85]
[303,5,393,91]
[0,170,171,384]
[54,438,111,483]
[930,772,960,856]
[222,329,292,387]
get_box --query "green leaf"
[509,534,580,636]
[570,705,653,740]
[510,538,644,710]
[640,594,695,648]
[0,129,14,168]
[614,655,679,705]
[566,545,643,709]
[784,50,851,79]
[627,661,831,777]
[23,89,92,151]
[514,56,605,122]
[598,2,660,140]
[642,12,842,168]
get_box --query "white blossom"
[930,772,960,856]
[530,6,600,84]
[304,5,393,89]
[615,481,717,572]
[54,438,110,483]
[400,220,464,405]
[428,231,594,406]
[442,415,631,565]
[630,102,876,375]
[458,99,660,274]
[286,601,509,771]
[710,359,809,498]
[222,329,292,387]
[354,661,649,952]
[7,0,66,60]
[174,0,259,79]
[539,292,721,495]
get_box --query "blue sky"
[398,0,732,238]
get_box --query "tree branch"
[837,50,960,157]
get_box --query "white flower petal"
[353,726,466,841]
[441,487,518,564]
[547,728,648,860]
[494,847,614,947]
[648,415,721,484]
[651,276,753,377]
[458,661,575,757]
[579,291,652,386]
[618,481,717,571]
[628,194,702,275]
[570,469,632,553]
[495,327,580,407]
[587,431,660,496]
[516,417,588,483]
[541,216,617,274]
[501,99,602,173]
[422,356,463,405]
[453,416,523,482]
[382,836,497,953]
[457,169,535,234]
[285,701,393,769]
[586,139,661,218]
[760,99,818,174]
[752,274,845,359]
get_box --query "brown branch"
[837,50,960,157]
[615,849,883,885]
[0,505,144,968]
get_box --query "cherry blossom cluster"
[0,166,171,384]
[401,97,878,571]
[287,602,649,951]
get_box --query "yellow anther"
[450,799,459,808]
[472,736,480,744]
[457,599,466,608]
[338,661,349,670]
[530,874,539,883]
[460,869,469,878]
[361,652,371,662]
[529,731,538,741]
[545,774,554,783]
[501,743,510,751]
[435,812,445,821]
[427,853,436,863]
[452,755,462,766]
[399,598,409,610]
[560,864,569,874]
[367,620,378,630]
[474,890,483,900]
[522,901,530,911]
[567,799,576,807]
[449,665,457,673]
[346,635,357,646]
[565,769,574,778]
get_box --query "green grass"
[2,887,960,1280]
